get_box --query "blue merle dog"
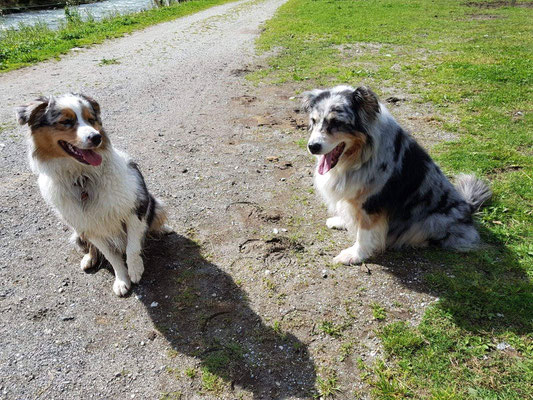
[303,85,491,265]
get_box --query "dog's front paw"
[80,253,97,271]
[113,278,131,297]
[333,246,366,265]
[128,256,144,284]
[326,216,347,230]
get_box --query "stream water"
[0,0,153,30]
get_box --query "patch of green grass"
[370,303,387,321]
[338,341,354,362]
[318,321,343,338]
[316,368,341,398]
[99,57,120,66]
[0,0,236,72]
[173,287,198,307]
[160,391,183,400]
[379,322,425,357]
[256,0,533,398]
[200,368,225,394]
[184,367,197,379]
[200,341,244,383]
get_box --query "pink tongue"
[79,149,102,166]
[318,152,333,175]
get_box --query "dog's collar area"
[73,175,90,202]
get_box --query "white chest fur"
[35,150,138,238]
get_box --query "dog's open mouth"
[58,140,102,166]
[318,143,345,175]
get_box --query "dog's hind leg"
[149,198,172,235]
[80,244,99,271]
[71,232,100,271]
[90,237,131,296]
[125,214,147,284]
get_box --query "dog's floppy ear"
[352,86,380,121]
[15,96,51,127]
[79,94,101,120]
[301,89,325,113]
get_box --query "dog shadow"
[373,224,533,335]
[134,233,316,399]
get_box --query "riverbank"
[0,0,235,72]
[1,0,102,14]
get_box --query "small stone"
[181,168,188,173]
[322,269,328,278]
[280,178,286,182]
[61,316,74,321]
[272,228,279,234]
[264,270,271,276]
[150,302,159,308]
[496,342,511,351]
[140,341,145,346]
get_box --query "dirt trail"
[0,1,435,398]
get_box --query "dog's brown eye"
[60,120,75,127]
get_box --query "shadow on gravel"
[136,233,316,399]
[374,225,533,335]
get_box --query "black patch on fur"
[352,86,380,121]
[146,194,156,228]
[326,118,353,134]
[429,232,451,246]
[363,140,431,219]
[75,235,90,252]
[27,99,50,129]
[129,161,155,226]
[401,189,434,220]
[393,128,404,162]
[379,163,387,172]
[304,90,331,112]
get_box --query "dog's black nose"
[308,142,322,154]
[89,133,102,146]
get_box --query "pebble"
[150,302,159,308]
[272,228,279,234]
[496,342,511,351]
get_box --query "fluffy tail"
[455,174,492,213]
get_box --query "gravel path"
[0,1,436,398]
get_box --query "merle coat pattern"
[303,85,491,265]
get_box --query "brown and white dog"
[16,93,169,296]
[303,85,491,265]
